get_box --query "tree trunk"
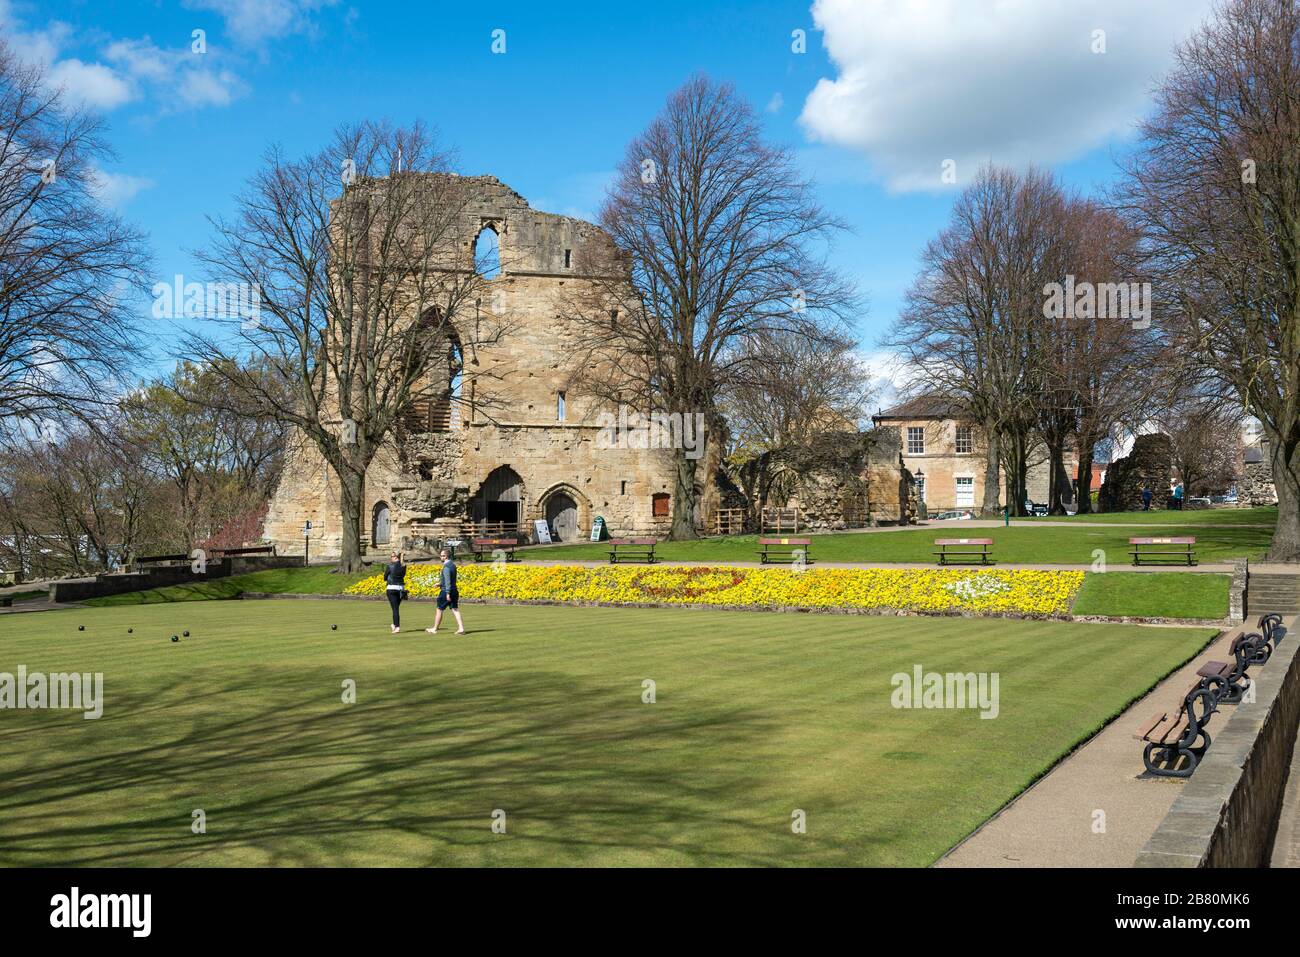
[1047,438,1071,515]
[670,451,700,540]
[1267,436,1300,562]
[981,426,1002,516]
[337,465,366,573]
[1076,449,1095,515]
[1004,431,1029,517]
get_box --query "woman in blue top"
[384,551,406,634]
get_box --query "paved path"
[938,624,1245,867]
[518,558,1237,574]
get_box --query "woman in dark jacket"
[384,551,406,634]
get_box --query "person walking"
[1141,486,1153,511]
[384,551,406,634]
[426,547,465,635]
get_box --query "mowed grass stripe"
[0,601,1214,866]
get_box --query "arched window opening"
[402,317,463,433]
[473,225,501,280]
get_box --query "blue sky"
[4,0,1217,401]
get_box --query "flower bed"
[346,564,1085,617]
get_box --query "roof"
[873,394,963,421]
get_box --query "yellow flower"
[344,564,1084,617]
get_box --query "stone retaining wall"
[50,556,302,603]
[1135,618,1300,867]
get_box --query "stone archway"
[473,465,525,529]
[539,484,590,542]
[546,492,579,541]
[372,501,391,546]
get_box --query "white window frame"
[907,426,925,456]
[955,425,973,455]
[955,476,975,507]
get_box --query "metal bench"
[756,537,812,564]
[1194,630,1266,705]
[608,538,657,564]
[933,538,993,566]
[1135,679,1219,777]
[472,537,519,562]
[1257,613,1284,654]
[1129,536,1196,566]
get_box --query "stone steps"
[1248,572,1300,615]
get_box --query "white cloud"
[858,348,911,414]
[766,92,784,114]
[105,37,247,111]
[799,0,1216,192]
[184,0,339,46]
[1,5,244,114]
[88,168,154,209]
[47,58,135,109]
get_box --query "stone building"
[262,174,685,558]
[872,396,1072,511]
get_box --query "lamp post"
[303,520,312,567]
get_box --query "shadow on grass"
[0,668,791,867]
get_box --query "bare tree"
[0,41,149,436]
[886,165,1070,516]
[1120,0,1300,559]
[1039,201,1162,513]
[566,76,856,539]
[182,121,497,572]
[120,361,289,550]
[1161,396,1244,496]
[721,330,874,522]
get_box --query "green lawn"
[1013,506,1276,526]
[0,600,1214,866]
[1072,572,1230,620]
[540,523,1272,564]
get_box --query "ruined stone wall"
[767,427,907,530]
[1098,433,1172,512]
[1239,442,1278,507]
[262,174,681,557]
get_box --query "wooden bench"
[933,538,994,566]
[608,538,657,564]
[1129,536,1196,566]
[1135,679,1218,777]
[757,537,812,564]
[472,538,519,562]
[211,545,276,558]
[134,553,189,567]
